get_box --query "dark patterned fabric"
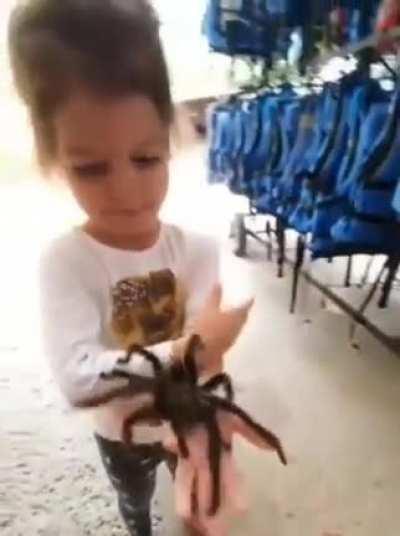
[95,435,176,536]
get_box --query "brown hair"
[8,0,173,170]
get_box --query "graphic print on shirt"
[110,269,186,349]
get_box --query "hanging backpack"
[393,181,400,215]
[288,81,344,235]
[268,93,320,225]
[207,104,224,184]
[266,0,327,27]
[337,0,381,43]
[237,91,283,199]
[332,86,400,255]
[254,89,303,215]
[311,82,394,258]
[207,101,240,185]
[203,0,274,56]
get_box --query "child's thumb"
[234,297,255,316]
[162,424,179,453]
[206,284,223,309]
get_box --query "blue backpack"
[271,95,321,221]
[237,93,278,196]
[266,0,306,25]
[203,0,274,56]
[226,101,247,192]
[208,102,241,185]
[393,181,400,216]
[311,83,395,258]
[301,83,343,182]
[266,0,328,26]
[310,81,390,258]
[254,90,303,215]
[331,87,400,255]
[232,90,298,198]
[285,76,378,253]
[207,105,223,183]
[337,0,380,43]
[288,82,344,234]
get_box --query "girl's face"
[54,90,170,248]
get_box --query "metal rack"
[230,29,400,356]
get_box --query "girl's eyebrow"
[65,146,98,158]
[134,135,170,150]
[65,135,169,157]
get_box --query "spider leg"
[202,373,234,402]
[78,383,144,408]
[121,405,160,445]
[171,422,190,459]
[177,433,190,459]
[208,395,287,466]
[116,353,131,365]
[205,412,223,517]
[221,439,232,452]
[123,344,163,375]
[100,370,132,381]
[191,475,198,517]
[201,376,234,451]
[183,334,203,385]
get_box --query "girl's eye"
[131,156,161,169]
[71,162,110,179]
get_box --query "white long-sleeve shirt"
[39,224,219,441]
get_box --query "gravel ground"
[1,346,169,536]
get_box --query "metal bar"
[378,256,400,309]
[359,256,375,288]
[289,258,400,356]
[379,56,398,80]
[276,217,286,278]
[265,220,273,261]
[349,260,388,344]
[246,228,270,246]
[344,256,353,288]
[238,214,400,355]
[290,235,306,314]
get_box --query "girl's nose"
[107,162,143,206]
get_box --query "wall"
[153,0,234,102]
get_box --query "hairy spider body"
[84,335,287,516]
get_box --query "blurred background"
[2,2,400,536]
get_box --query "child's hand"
[192,285,254,375]
[163,408,286,536]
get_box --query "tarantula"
[83,335,287,516]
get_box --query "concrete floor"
[156,237,400,536]
[2,142,400,536]
[2,4,400,530]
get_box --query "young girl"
[8,1,252,534]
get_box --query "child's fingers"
[205,284,223,311]
[184,428,213,517]
[175,459,196,519]
[162,424,179,453]
[223,298,254,326]
[221,450,248,515]
[218,410,270,450]
[197,450,232,536]
[197,457,212,517]
[219,299,254,346]
[231,414,286,463]
[231,413,271,449]
[200,511,228,536]
[232,297,255,317]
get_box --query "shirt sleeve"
[183,234,221,333]
[39,246,173,408]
